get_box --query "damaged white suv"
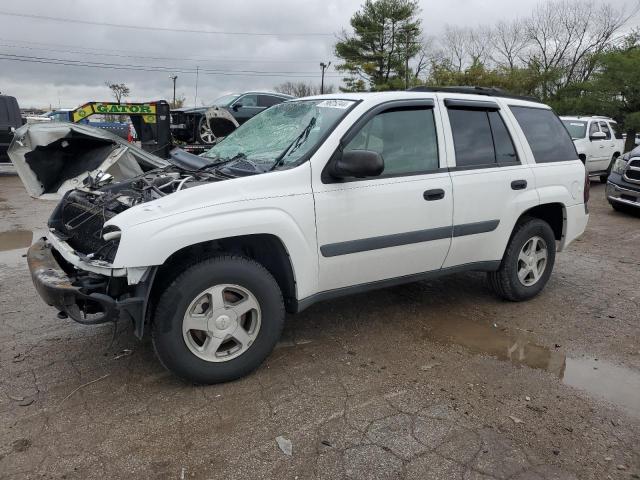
[10,88,589,384]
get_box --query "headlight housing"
[611,157,628,175]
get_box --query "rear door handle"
[423,189,445,201]
[511,180,527,190]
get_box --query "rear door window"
[509,106,578,163]
[447,108,518,167]
[609,122,623,140]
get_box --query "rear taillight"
[584,168,590,204]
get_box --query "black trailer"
[0,95,22,163]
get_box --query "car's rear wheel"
[196,116,216,144]
[488,218,556,302]
[152,255,284,384]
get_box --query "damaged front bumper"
[27,238,154,337]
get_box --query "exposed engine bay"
[48,166,226,263]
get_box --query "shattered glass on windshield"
[202,99,355,172]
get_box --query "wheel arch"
[145,233,298,332]
[515,203,566,242]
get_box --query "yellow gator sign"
[71,102,157,123]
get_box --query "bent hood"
[8,122,168,199]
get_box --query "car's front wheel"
[488,218,556,301]
[196,116,216,144]
[152,256,284,384]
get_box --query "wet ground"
[0,174,639,479]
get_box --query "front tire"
[488,218,556,302]
[196,116,216,145]
[152,255,284,384]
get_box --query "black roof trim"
[409,86,541,103]
[444,98,499,110]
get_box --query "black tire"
[487,218,556,302]
[601,153,619,183]
[152,255,284,384]
[195,116,216,145]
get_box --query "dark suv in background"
[170,91,293,145]
[607,145,640,214]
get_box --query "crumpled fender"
[204,106,239,138]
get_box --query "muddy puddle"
[426,316,640,418]
[0,230,32,266]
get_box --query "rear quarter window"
[510,106,578,163]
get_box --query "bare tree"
[274,81,335,97]
[439,25,493,71]
[525,0,628,90]
[170,95,186,109]
[105,82,131,103]
[441,25,468,71]
[467,27,492,65]
[412,36,438,80]
[490,20,529,69]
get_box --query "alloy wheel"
[182,284,261,362]
[517,236,548,287]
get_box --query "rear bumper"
[560,203,589,251]
[27,238,147,331]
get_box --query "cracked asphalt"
[1,174,639,479]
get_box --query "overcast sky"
[0,0,636,109]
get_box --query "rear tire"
[152,255,285,384]
[488,218,556,302]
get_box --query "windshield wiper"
[200,152,246,171]
[270,117,316,171]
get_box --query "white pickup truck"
[10,87,589,384]
[561,115,624,182]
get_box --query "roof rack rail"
[408,86,541,103]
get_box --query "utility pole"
[405,30,410,90]
[320,61,331,94]
[194,66,199,107]
[169,75,178,105]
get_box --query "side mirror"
[232,103,241,111]
[331,149,384,179]
[590,131,606,141]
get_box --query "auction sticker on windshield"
[316,100,353,109]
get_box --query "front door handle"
[511,180,527,190]
[423,189,445,201]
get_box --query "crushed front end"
[27,165,227,337]
[27,237,151,336]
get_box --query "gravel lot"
[1,174,639,479]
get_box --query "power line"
[0,11,335,37]
[0,37,336,64]
[0,52,343,78]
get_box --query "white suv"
[561,115,624,182]
[12,88,589,384]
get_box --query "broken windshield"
[202,99,356,171]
